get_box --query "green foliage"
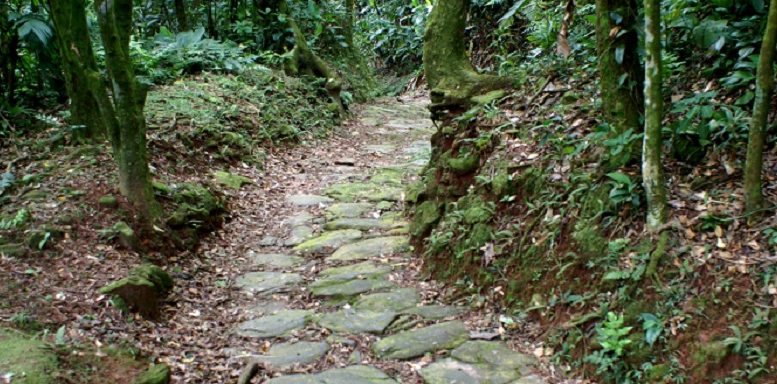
[358,0,429,73]
[0,209,31,230]
[584,312,637,382]
[606,172,641,209]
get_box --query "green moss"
[411,201,442,237]
[491,168,515,197]
[99,195,119,207]
[99,264,173,319]
[167,183,225,229]
[691,340,729,377]
[447,153,480,174]
[0,328,58,383]
[0,243,26,257]
[462,204,492,225]
[466,223,492,248]
[134,364,170,384]
[571,219,607,260]
[212,171,253,190]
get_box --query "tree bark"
[95,0,161,223]
[642,0,667,229]
[344,0,355,48]
[422,0,508,107]
[744,0,777,215]
[174,0,189,31]
[48,0,107,140]
[595,0,642,137]
[280,0,345,116]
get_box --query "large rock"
[284,212,316,227]
[451,341,536,371]
[0,328,57,384]
[235,309,312,338]
[265,365,398,384]
[248,252,303,269]
[318,309,397,334]
[293,230,362,254]
[372,321,469,360]
[353,288,419,312]
[254,341,330,370]
[286,194,335,207]
[99,264,173,319]
[234,272,302,295]
[328,237,409,262]
[323,218,393,231]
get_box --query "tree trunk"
[2,33,19,105]
[344,0,355,48]
[642,0,667,229]
[94,0,161,223]
[280,0,345,116]
[48,0,107,140]
[423,0,508,107]
[596,0,643,164]
[744,0,777,215]
[207,0,217,38]
[174,0,189,31]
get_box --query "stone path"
[228,96,545,383]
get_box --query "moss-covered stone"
[0,328,58,383]
[410,201,442,237]
[99,264,173,319]
[134,364,170,384]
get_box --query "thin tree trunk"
[744,0,777,215]
[94,0,161,223]
[207,0,217,38]
[596,0,643,164]
[48,0,107,139]
[642,0,667,229]
[174,0,189,31]
[344,0,355,48]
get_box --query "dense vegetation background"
[2,0,777,382]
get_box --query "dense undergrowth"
[410,1,777,383]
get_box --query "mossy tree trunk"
[596,0,643,164]
[174,0,189,31]
[744,0,777,215]
[344,0,355,48]
[95,0,161,223]
[280,0,345,115]
[48,0,107,140]
[422,0,508,107]
[642,0,667,229]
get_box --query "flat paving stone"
[293,229,363,254]
[245,300,287,317]
[329,236,409,262]
[325,203,375,219]
[372,321,469,360]
[248,252,303,269]
[451,341,536,373]
[265,365,398,384]
[235,272,302,295]
[319,261,391,281]
[254,341,330,369]
[365,145,396,154]
[234,309,312,338]
[310,277,394,298]
[287,194,335,206]
[323,218,394,231]
[284,225,315,246]
[318,309,397,334]
[353,288,419,312]
[402,305,464,320]
[284,212,316,227]
[324,182,404,202]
